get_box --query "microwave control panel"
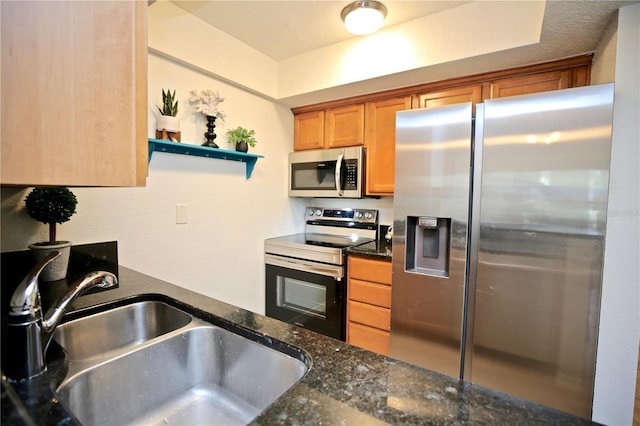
[344,159,358,190]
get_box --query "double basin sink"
[52,299,308,425]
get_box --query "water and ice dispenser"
[405,216,451,277]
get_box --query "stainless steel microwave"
[288,147,365,198]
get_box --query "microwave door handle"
[335,153,344,196]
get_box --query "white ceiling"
[170,0,637,62]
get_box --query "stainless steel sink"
[53,300,307,426]
[53,301,191,361]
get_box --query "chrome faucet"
[6,251,118,380]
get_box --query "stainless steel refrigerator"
[390,83,615,418]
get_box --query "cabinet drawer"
[348,322,389,355]
[348,257,392,284]
[349,300,390,331]
[349,279,391,308]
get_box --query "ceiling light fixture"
[341,1,388,36]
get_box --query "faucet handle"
[9,251,60,316]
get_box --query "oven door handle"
[265,254,343,280]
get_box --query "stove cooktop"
[264,232,373,265]
[265,207,379,265]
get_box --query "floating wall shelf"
[148,138,264,179]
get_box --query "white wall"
[593,3,640,425]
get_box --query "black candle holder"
[202,115,219,148]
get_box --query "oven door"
[265,254,345,340]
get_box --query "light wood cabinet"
[325,104,364,148]
[486,70,572,99]
[1,1,147,187]
[347,256,392,355]
[293,104,364,150]
[364,97,411,196]
[293,110,325,151]
[413,84,483,110]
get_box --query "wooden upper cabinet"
[365,97,411,196]
[413,85,483,110]
[294,110,325,151]
[1,1,148,187]
[325,104,364,148]
[486,70,572,99]
[293,105,363,151]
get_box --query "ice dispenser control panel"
[406,216,451,278]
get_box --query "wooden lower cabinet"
[347,256,392,355]
[348,322,390,355]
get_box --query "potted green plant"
[156,88,181,141]
[24,187,78,281]
[226,126,257,153]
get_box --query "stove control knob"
[364,212,373,220]
[307,209,314,216]
[354,211,363,219]
[315,209,323,217]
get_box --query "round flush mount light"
[341,1,388,35]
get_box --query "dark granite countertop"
[347,238,393,261]
[2,262,597,425]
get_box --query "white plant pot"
[28,241,72,282]
[157,115,180,133]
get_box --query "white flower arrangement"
[189,89,226,121]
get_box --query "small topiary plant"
[24,187,78,245]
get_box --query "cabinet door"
[487,70,571,99]
[365,97,411,196]
[1,1,147,186]
[294,110,325,151]
[413,85,483,110]
[325,104,364,148]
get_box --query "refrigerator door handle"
[460,103,484,382]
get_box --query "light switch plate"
[176,204,188,224]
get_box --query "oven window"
[291,161,337,190]
[277,277,326,318]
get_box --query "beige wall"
[591,14,618,84]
